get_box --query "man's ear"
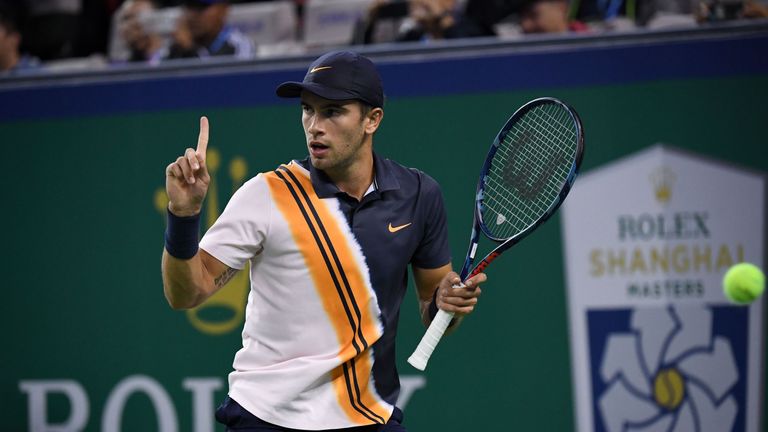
[365,107,384,134]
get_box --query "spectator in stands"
[118,0,167,64]
[168,0,253,59]
[696,0,768,22]
[741,0,768,17]
[355,0,492,44]
[0,5,39,74]
[399,0,490,40]
[519,0,589,33]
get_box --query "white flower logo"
[598,306,739,432]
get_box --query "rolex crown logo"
[155,148,250,335]
[650,166,676,205]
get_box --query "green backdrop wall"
[2,26,767,431]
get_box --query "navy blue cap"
[276,51,384,108]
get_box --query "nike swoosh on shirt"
[388,222,412,233]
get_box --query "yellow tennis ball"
[723,263,765,304]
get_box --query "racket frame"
[462,97,584,280]
[407,97,584,371]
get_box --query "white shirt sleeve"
[199,174,271,270]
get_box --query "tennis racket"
[407,97,585,371]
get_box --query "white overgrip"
[407,309,456,371]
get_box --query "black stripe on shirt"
[342,360,386,424]
[276,167,385,424]
[279,165,370,350]
[274,169,362,354]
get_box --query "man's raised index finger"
[196,116,209,158]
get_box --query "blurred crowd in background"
[0,0,766,75]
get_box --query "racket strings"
[500,104,574,191]
[499,105,574,190]
[481,102,578,240]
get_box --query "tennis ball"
[723,263,765,304]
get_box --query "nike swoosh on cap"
[310,66,332,73]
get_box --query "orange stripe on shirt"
[281,164,383,352]
[264,165,390,424]
[279,164,389,424]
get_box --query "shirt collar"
[371,152,400,193]
[301,152,400,199]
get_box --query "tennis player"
[161,50,486,431]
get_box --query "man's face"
[184,3,227,43]
[520,0,569,33]
[300,91,380,174]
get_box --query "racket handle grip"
[407,309,456,371]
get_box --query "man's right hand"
[165,116,210,216]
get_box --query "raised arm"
[161,117,237,309]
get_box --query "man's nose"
[307,115,323,136]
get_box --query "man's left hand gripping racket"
[407,97,585,371]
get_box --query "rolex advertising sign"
[561,145,765,432]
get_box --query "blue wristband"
[164,209,201,259]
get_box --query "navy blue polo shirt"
[297,152,450,403]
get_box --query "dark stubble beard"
[314,119,368,176]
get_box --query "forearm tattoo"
[214,267,239,289]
